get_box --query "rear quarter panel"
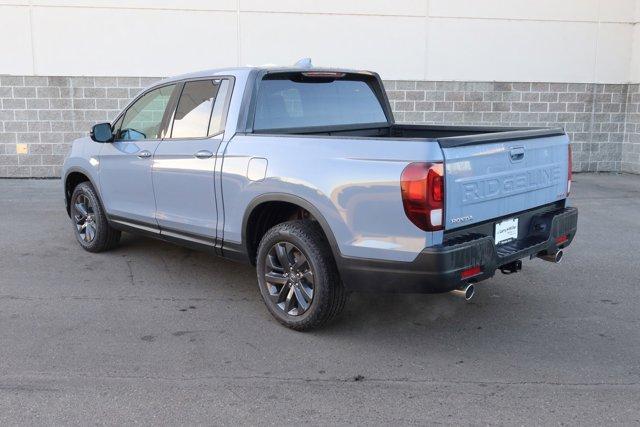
[221,135,443,262]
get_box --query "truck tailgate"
[441,132,570,230]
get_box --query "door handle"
[137,150,152,159]
[194,150,214,159]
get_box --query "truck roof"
[160,66,375,84]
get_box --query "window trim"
[162,75,236,142]
[111,82,179,142]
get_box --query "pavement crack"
[3,372,638,389]
[125,258,135,286]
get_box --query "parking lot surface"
[0,173,639,424]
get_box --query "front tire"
[70,182,120,253]
[256,220,347,331]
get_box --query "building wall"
[0,0,639,177]
[386,81,629,173]
[0,75,158,177]
[1,0,637,82]
[631,7,640,82]
[0,75,636,177]
[623,84,640,173]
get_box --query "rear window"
[253,73,388,132]
[171,80,219,138]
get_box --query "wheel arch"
[240,193,342,266]
[64,167,101,216]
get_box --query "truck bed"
[254,123,565,148]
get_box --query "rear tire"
[256,220,347,331]
[70,182,120,253]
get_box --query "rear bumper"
[339,206,578,293]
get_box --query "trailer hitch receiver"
[499,260,522,275]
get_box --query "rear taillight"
[567,144,572,196]
[400,162,444,231]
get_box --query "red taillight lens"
[567,144,572,196]
[555,234,568,245]
[400,162,444,231]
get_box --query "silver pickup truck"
[63,64,578,330]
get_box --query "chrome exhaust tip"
[450,283,475,301]
[538,250,563,264]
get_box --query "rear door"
[153,78,232,244]
[441,133,570,231]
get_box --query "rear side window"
[208,79,230,136]
[253,74,388,132]
[171,79,229,138]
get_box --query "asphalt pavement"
[0,173,639,424]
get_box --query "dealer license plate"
[495,217,518,245]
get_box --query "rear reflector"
[555,234,568,245]
[461,266,482,280]
[400,162,444,231]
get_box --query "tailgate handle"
[509,147,525,162]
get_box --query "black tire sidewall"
[70,182,109,252]
[256,221,334,329]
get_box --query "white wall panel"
[0,6,34,74]
[240,0,426,16]
[597,0,638,23]
[240,12,426,80]
[29,0,237,11]
[426,18,598,82]
[430,0,636,23]
[1,1,638,82]
[595,23,634,82]
[30,6,238,76]
[630,24,640,81]
[429,0,600,22]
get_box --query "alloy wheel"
[264,242,315,316]
[74,194,97,243]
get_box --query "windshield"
[253,74,388,132]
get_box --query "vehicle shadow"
[114,232,559,345]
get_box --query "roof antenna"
[294,58,313,68]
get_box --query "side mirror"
[90,122,114,143]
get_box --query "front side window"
[253,74,388,132]
[171,79,230,139]
[118,84,175,141]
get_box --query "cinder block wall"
[0,76,160,177]
[0,75,639,177]
[623,84,640,174]
[384,81,630,173]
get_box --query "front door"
[153,78,232,244]
[99,84,177,226]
